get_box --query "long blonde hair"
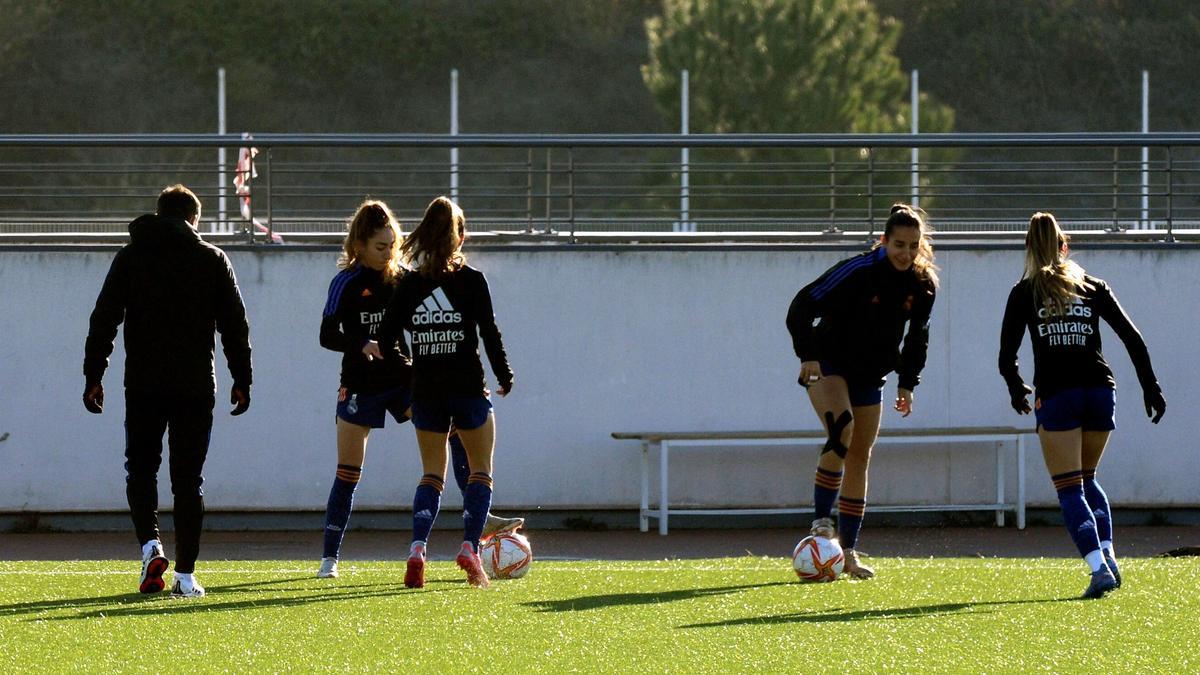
[338,200,403,283]
[1023,212,1092,315]
[402,196,467,278]
[875,203,939,288]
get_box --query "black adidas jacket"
[320,265,411,394]
[376,264,512,401]
[786,248,936,390]
[998,275,1159,400]
[84,214,252,396]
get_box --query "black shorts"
[335,385,411,429]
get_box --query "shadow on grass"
[4,575,475,622]
[681,596,1070,628]
[523,581,794,613]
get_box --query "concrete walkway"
[2,526,1198,562]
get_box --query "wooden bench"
[611,427,1030,535]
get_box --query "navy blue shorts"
[336,386,410,429]
[411,396,493,433]
[1035,387,1116,432]
[800,361,885,407]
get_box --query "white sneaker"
[810,517,836,539]
[317,557,339,579]
[170,576,205,598]
[138,544,169,594]
[482,514,525,539]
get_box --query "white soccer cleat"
[170,576,206,599]
[316,557,339,579]
[810,517,836,539]
[138,544,170,594]
[842,548,875,580]
[482,514,525,539]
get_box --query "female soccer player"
[786,203,938,579]
[317,201,519,579]
[365,196,513,589]
[999,212,1165,599]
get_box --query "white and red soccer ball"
[480,531,533,579]
[792,535,844,582]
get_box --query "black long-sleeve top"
[320,265,411,394]
[84,214,252,396]
[786,247,937,390]
[376,264,513,401]
[998,275,1159,400]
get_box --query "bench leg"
[996,440,1006,527]
[639,441,649,532]
[1017,434,1027,530]
[659,440,670,536]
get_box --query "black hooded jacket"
[83,214,252,396]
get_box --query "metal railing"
[2,133,1200,243]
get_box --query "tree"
[642,0,955,226]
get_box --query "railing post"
[1166,145,1175,242]
[1110,147,1119,233]
[265,146,273,241]
[544,148,553,235]
[866,147,875,240]
[526,148,533,234]
[568,146,576,242]
[826,148,839,233]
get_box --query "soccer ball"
[480,531,533,579]
[792,535,844,582]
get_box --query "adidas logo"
[414,509,433,520]
[412,288,462,325]
[1077,521,1096,532]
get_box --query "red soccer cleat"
[404,555,425,589]
[455,543,490,588]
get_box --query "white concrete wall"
[1,244,1196,513]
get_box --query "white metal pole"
[911,69,919,208]
[450,69,459,201]
[679,69,690,232]
[217,67,226,232]
[1141,69,1149,228]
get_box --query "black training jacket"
[84,214,252,396]
[320,265,411,394]
[786,247,936,390]
[376,264,512,401]
[998,275,1159,400]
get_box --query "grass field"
[2,557,1198,672]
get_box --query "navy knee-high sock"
[813,467,843,520]
[449,432,471,496]
[323,464,361,559]
[837,496,866,550]
[1053,471,1103,569]
[412,474,444,545]
[462,472,494,552]
[1082,468,1113,552]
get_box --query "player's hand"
[1144,387,1166,424]
[1009,383,1033,415]
[230,386,250,416]
[894,388,913,417]
[362,340,383,361]
[798,361,823,385]
[497,382,512,397]
[83,383,104,414]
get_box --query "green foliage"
[641,0,956,223]
[1,557,1198,670]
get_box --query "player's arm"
[82,248,130,413]
[319,275,352,352]
[897,284,935,392]
[1095,280,1165,422]
[214,251,252,415]
[473,272,513,396]
[998,283,1032,414]
[786,257,862,381]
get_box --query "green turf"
[1,557,1197,672]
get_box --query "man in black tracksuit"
[83,184,252,598]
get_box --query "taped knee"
[821,410,853,459]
